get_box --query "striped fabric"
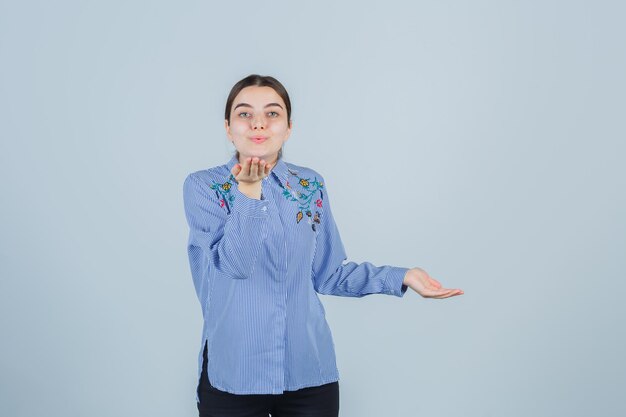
[183,154,409,399]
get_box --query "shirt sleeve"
[310,174,410,297]
[183,172,269,280]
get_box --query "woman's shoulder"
[283,160,325,182]
[184,162,233,188]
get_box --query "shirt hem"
[208,375,340,395]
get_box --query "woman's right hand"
[403,267,464,299]
[231,156,273,185]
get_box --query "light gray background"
[1,1,624,416]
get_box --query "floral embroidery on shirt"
[282,170,324,231]
[209,173,237,214]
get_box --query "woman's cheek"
[230,120,249,135]
[269,120,289,132]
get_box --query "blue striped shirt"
[183,154,409,398]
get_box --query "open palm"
[404,267,464,299]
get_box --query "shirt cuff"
[384,267,410,297]
[230,184,270,218]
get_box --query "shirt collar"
[226,154,291,188]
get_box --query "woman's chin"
[240,149,280,160]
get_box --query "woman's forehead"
[233,86,284,108]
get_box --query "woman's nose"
[252,115,266,129]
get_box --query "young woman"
[183,74,464,417]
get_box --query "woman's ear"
[224,119,232,139]
[284,119,293,142]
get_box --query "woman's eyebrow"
[234,102,284,110]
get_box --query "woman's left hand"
[403,267,464,299]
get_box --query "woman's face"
[225,86,291,164]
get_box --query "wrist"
[402,268,414,285]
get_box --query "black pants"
[197,342,340,417]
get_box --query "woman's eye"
[238,111,279,118]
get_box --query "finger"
[432,289,464,299]
[231,164,240,177]
[418,287,449,297]
[239,157,251,178]
[234,165,243,181]
[247,157,255,177]
[420,287,457,298]
[259,160,267,179]
[250,157,259,178]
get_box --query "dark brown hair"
[225,74,292,161]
